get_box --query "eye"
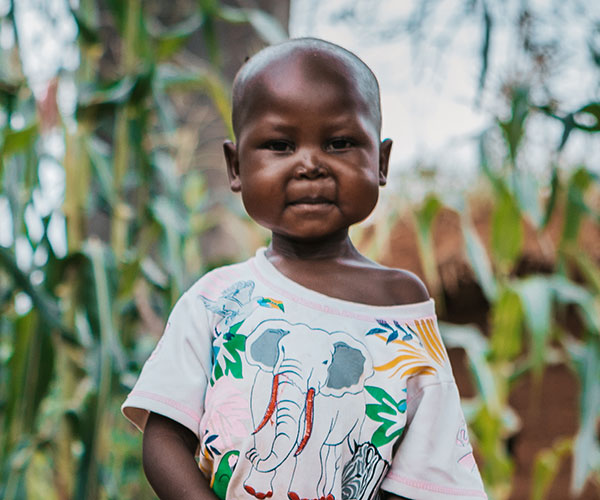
[263,140,294,152]
[327,138,355,151]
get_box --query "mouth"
[288,196,334,206]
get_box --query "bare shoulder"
[376,266,430,305]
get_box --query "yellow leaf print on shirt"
[373,318,448,378]
[414,318,449,366]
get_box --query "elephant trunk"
[253,373,314,470]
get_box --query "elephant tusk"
[294,387,315,456]
[253,373,280,434]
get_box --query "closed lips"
[289,197,333,205]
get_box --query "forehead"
[234,47,380,133]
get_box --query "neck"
[267,230,361,262]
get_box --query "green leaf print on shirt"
[211,332,246,385]
[211,450,240,500]
[365,386,407,447]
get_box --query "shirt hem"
[121,391,202,436]
[381,472,488,499]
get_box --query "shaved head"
[231,38,382,139]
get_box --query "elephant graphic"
[242,319,374,500]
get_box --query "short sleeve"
[380,375,488,500]
[121,290,213,437]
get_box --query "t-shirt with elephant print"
[122,247,488,500]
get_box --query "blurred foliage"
[0,0,284,498]
[372,86,599,500]
[1,1,599,500]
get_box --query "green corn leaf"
[141,256,169,289]
[514,276,553,377]
[414,194,442,297]
[560,167,593,249]
[498,86,529,163]
[151,150,180,199]
[69,6,101,46]
[461,218,497,302]
[550,275,600,333]
[152,87,178,135]
[565,337,600,494]
[129,65,154,105]
[0,247,78,345]
[85,136,116,206]
[26,450,58,500]
[218,6,288,44]
[147,13,203,61]
[489,286,524,362]
[77,71,154,124]
[573,102,600,132]
[2,439,33,500]
[150,196,188,295]
[78,77,137,108]
[150,196,188,236]
[1,123,38,157]
[541,165,560,229]
[476,3,492,99]
[440,322,500,414]
[0,79,22,104]
[415,194,442,239]
[183,172,207,212]
[156,64,232,137]
[536,102,600,150]
[83,239,126,371]
[116,258,142,304]
[491,189,523,273]
[478,129,505,195]
[514,169,542,227]
[558,113,577,151]
[25,324,55,431]
[104,0,126,33]
[531,438,572,500]
[471,404,514,495]
[78,239,124,498]
[3,312,35,456]
[563,249,600,294]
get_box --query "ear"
[248,327,290,370]
[223,140,241,192]
[325,342,366,391]
[378,139,392,186]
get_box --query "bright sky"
[289,0,600,181]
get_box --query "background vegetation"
[0,1,598,499]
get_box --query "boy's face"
[224,51,392,243]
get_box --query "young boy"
[123,38,487,500]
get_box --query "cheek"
[359,187,379,219]
[344,171,380,216]
[239,177,283,227]
[238,159,282,211]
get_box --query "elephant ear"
[248,327,290,370]
[325,342,366,394]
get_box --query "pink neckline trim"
[249,249,435,322]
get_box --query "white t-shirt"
[122,248,487,500]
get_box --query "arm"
[143,412,218,500]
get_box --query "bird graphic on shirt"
[200,280,284,338]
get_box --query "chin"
[285,228,350,243]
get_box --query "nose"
[293,148,327,179]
